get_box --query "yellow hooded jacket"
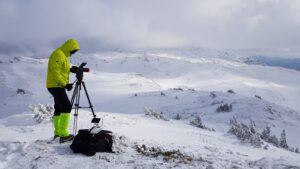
[46,39,80,88]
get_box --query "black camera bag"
[70,128,113,156]
[92,130,113,152]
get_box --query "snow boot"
[53,115,61,138]
[60,134,74,143]
[59,113,74,143]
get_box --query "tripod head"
[70,62,90,81]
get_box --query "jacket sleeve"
[48,51,68,87]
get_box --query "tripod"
[70,79,100,135]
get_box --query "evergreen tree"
[174,113,181,120]
[279,130,289,149]
[250,120,256,134]
[261,126,271,141]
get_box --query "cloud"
[0,0,300,55]
[247,14,269,30]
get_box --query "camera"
[70,62,90,81]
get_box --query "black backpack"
[70,128,113,156]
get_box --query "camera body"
[70,62,90,81]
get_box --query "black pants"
[48,88,72,116]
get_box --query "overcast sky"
[0,0,300,54]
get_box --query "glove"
[65,83,73,91]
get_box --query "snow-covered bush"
[17,89,26,94]
[263,144,269,150]
[261,126,281,146]
[190,115,205,128]
[255,95,262,99]
[174,113,181,120]
[228,117,263,148]
[216,103,232,112]
[144,57,149,62]
[209,92,217,98]
[269,135,279,147]
[16,88,32,95]
[172,88,184,91]
[114,135,196,164]
[264,106,278,115]
[14,57,21,61]
[296,148,299,154]
[244,57,261,65]
[210,100,223,106]
[261,126,276,146]
[190,115,215,131]
[112,135,131,153]
[30,104,54,123]
[134,144,193,164]
[188,88,196,92]
[289,147,295,152]
[144,107,168,121]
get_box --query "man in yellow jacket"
[46,39,80,143]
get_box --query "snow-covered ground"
[0,49,300,168]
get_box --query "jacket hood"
[59,39,80,57]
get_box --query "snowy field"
[0,49,300,168]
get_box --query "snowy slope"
[74,50,300,112]
[0,49,300,168]
[1,112,300,169]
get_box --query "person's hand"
[65,83,73,91]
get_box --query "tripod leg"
[71,83,78,135]
[70,83,79,107]
[81,81,96,118]
[72,82,82,135]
